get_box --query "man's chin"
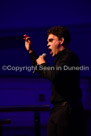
[51,53,56,57]
[50,51,53,57]
[50,51,56,57]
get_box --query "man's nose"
[47,43,49,47]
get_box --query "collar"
[54,48,68,65]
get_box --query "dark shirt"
[29,48,82,104]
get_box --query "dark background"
[0,0,91,136]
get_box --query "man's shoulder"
[64,49,79,60]
[57,48,80,66]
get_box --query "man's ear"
[60,37,64,45]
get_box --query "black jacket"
[29,48,82,104]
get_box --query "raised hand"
[24,34,32,52]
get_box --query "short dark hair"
[47,26,71,46]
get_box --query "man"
[24,26,86,136]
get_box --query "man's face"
[47,34,62,57]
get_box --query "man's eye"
[49,39,53,42]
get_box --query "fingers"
[39,55,44,58]
[23,34,31,42]
[36,56,46,65]
[24,34,32,51]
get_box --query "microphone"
[41,53,47,58]
[32,53,47,74]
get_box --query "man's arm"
[24,34,38,65]
[35,55,69,81]
[35,53,79,83]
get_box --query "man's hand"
[36,56,46,65]
[24,34,32,53]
